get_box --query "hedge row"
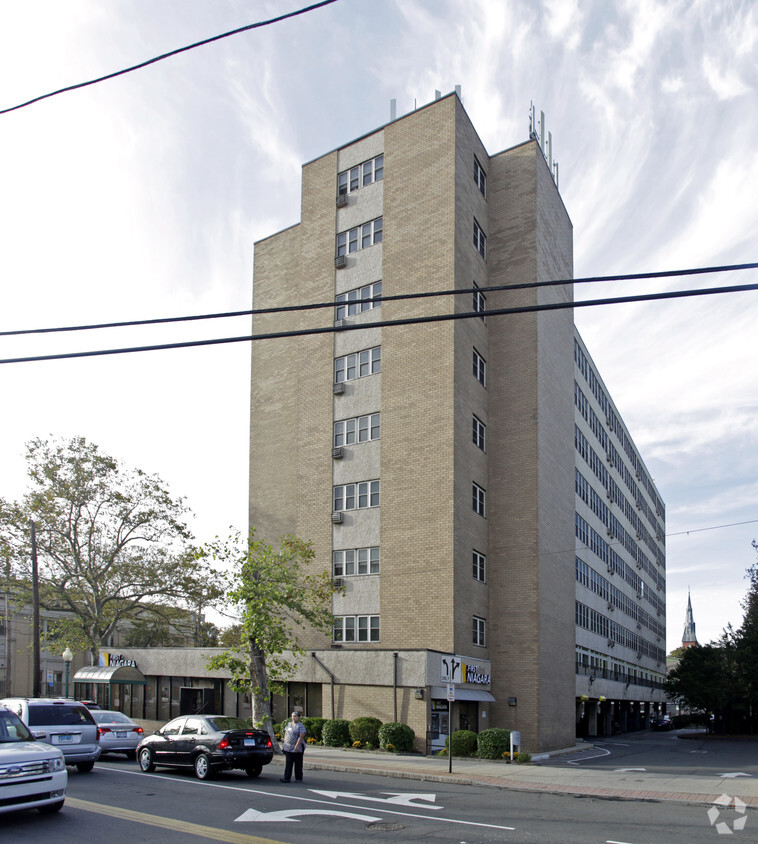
[444,728,513,758]
[278,716,415,752]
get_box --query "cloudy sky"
[1,0,756,651]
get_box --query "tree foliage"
[200,529,336,746]
[0,436,218,663]
[666,546,758,734]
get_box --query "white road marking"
[613,768,647,773]
[717,772,752,778]
[98,766,516,831]
[310,790,441,809]
[567,747,612,765]
[236,807,382,824]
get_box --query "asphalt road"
[2,749,754,843]
[537,729,758,778]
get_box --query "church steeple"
[682,590,698,648]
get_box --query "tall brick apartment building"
[249,92,667,752]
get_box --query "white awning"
[430,686,495,702]
[73,665,146,685]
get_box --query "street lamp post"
[62,648,73,698]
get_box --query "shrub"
[445,729,478,757]
[477,728,511,759]
[349,717,383,747]
[302,717,327,743]
[516,750,532,764]
[378,722,415,752]
[322,718,351,747]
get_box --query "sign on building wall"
[440,654,491,686]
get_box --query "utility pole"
[31,521,41,697]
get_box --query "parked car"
[651,716,674,731]
[91,710,144,758]
[0,704,67,815]
[136,715,274,780]
[0,698,101,772]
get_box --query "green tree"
[200,529,336,747]
[0,436,217,663]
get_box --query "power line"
[667,519,758,538]
[0,0,340,116]
[2,279,757,366]
[2,261,757,338]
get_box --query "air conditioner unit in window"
[336,193,348,207]
[332,446,344,459]
[331,512,343,524]
[335,255,347,269]
[332,577,344,588]
[333,382,345,394]
[334,319,343,328]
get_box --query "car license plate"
[56,734,75,744]
[243,738,258,747]
[116,731,127,738]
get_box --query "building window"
[473,482,486,517]
[335,346,381,382]
[338,155,384,195]
[336,217,383,257]
[333,480,380,511]
[474,157,486,196]
[336,281,382,320]
[473,616,486,646]
[473,218,486,259]
[334,413,380,447]
[473,550,486,582]
[472,414,486,451]
[473,282,486,320]
[333,547,380,576]
[334,615,380,642]
[473,348,486,386]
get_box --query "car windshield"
[93,711,133,725]
[0,709,34,743]
[26,704,95,726]
[206,717,250,732]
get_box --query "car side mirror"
[32,730,47,740]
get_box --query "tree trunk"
[249,638,281,753]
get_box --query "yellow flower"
[352,741,362,748]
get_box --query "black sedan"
[136,715,274,780]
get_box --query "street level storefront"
[99,647,492,753]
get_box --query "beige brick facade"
[248,93,666,753]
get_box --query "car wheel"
[76,761,95,773]
[245,764,262,778]
[194,753,216,780]
[38,800,65,814]
[138,747,156,772]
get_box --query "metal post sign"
[446,683,456,702]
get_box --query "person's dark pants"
[282,750,304,781]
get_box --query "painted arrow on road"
[235,807,383,823]
[717,772,752,778]
[310,790,442,809]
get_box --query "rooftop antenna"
[529,101,560,189]
[390,99,397,121]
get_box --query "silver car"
[0,698,101,773]
[91,710,144,758]
[0,705,67,814]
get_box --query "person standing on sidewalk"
[280,711,307,783]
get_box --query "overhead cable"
[2,261,756,338]
[0,0,340,115]
[2,279,757,366]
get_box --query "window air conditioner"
[333,382,345,394]
[334,319,343,328]
[333,577,344,588]
[336,193,348,207]
[331,512,343,524]
[332,446,344,459]
[335,255,347,269]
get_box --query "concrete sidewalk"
[133,721,758,808]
